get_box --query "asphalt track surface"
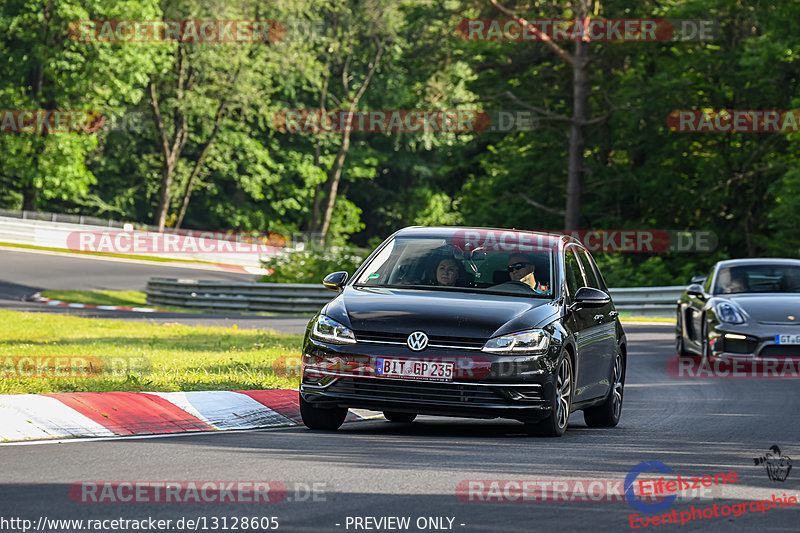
[2,325,798,532]
[0,248,313,334]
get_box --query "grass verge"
[42,290,150,308]
[38,290,284,316]
[39,289,205,314]
[0,310,303,394]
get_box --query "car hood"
[726,294,800,325]
[324,286,559,340]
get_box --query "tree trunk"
[317,43,384,243]
[150,46,188,232]
[155,160,175,231]
[308,70,330,236]
[174,99,228,229]
[318,123,353,244]
[564,34,589,231]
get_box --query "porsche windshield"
[353,236,556,298]
[714,264,800,295]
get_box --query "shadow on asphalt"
[0,279,42,300]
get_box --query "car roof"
[393,226,573,247]
[715,258,800,268]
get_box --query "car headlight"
[716,302,745,324]
[311,315,357,344]
[482,329,550,354]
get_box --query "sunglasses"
[507,262,532,273]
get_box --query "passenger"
[434,258,460,286]
[507,253,549,293]
[780,269,800,293]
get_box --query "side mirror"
[323,271,348,293]
[686,283,705,298]
[572,287,611,308]
[690,275,707,284]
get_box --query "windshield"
[713,264,800,295]
[353,235,556,298]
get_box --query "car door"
[564,246,606,402]
[577,249,617,399]
[686,268,714,353]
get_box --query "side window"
[578,250,602,290]
[564,248,586,300]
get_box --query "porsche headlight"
[311,315,357,344]
[482,329,550,354]
[716,302,745,324]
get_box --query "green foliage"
[2,0,800,281]
[592,253,715,288]
[260,245,366,284]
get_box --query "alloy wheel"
[611,352,624,420]
[555,358,572,430]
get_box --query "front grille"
[759,345,800,357]
[722,338,758,354]
[325,377,528,406]
[355,330,486,349]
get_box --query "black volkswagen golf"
[299,226,626,436]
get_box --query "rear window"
[353,235,556,298]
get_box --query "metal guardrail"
[145,278,684,317]
[0,208,128,227]
[145,278,336,313]
[608,286,684,317]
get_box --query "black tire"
[299,395,348,430]
[701,317,709,362]
[524,354,573,437]
[383,411,417,423]
[676,310,689,357]
[584,349,625,428]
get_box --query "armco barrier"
[145,278,336,313]
[145,278,684,317]
[608,285,685,317]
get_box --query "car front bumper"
[709,323,800,358]
[300,338,559,423]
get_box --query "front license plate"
[775,335,800,345]
[375,358,454,381]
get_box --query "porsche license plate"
[375,358,454,381]
[775,335,800,345]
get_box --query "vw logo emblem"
[407,331,429,351]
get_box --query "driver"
[507,253,549,293]
[725,269,748,293]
